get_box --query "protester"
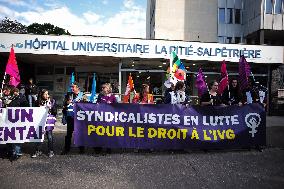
[222,78,242,105]
[1,85,12,108]
[169,81,190,105]
[164,82,175,104]
[6,86,28,160]
[132,83,154,152]
[95,83,117,154]
[25,78,38,107]
[32,89,57,158]
[97,83,117,104]
[61,82,85,155]
[242,79,260,104]
[133,84,154,104]
[200,80,223,106]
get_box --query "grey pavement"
[0,115,284,189]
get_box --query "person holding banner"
[6,86,29,160]
[164,82,175,104]
[94,83,117,154]
[32,89,57,158]
[9,87,29,107]
[1,85,12,108]
[200,80,223,106]
[169,81,190,105]
[222,79,242,106]
[62,82,85,155]
[133,84,154,104]
[97,83,117,104]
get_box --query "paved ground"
[0,116,284,189]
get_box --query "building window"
[235,37,241,44]
[55,67,65,74]
[219,8,225,24]
[37,66,54,75]
[266,0,273,14]
[274,0,283,14]
[218,36,225,43]
[66,67,75,75]
[235,9,241,24]
[226,37,232,43]
[227,8,233,24]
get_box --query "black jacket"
[25,83,38,95]
[7,94,29,107]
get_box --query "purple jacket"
[97,93,117,104]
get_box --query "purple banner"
[74,103,266,149]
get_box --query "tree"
[0,17,27,34]
[27,23,71,35]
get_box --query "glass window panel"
[55,67,65,74]
[218,36,225,43]
[219,8,225,24]
[37,66,54,75]
[235,9,241,24]
[227,37,232,43]
[227,8,233,24]
[37,81,54,91]
[66,67,75,75]
[275,0,282,14]
[235,37,241,44]
[266,0,273,14]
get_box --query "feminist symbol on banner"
[245,113,261,138]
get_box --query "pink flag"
[5,47,20,86]
[195,68,208,97]
[218,60,229,94]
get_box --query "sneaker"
[48,151,54,158]
[134,149,139,153]
[17,153,23,156]
[31,151,42,158]
[10,154,20,162]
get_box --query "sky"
[0,0,147,38]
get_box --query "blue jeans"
[7,144,21,156]
[28,94,37,107]
[34,131,54,152]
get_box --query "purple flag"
[239,56,251,91]
[195,68,208,97]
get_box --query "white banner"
[0,107,48,144]
[0,33,283,64]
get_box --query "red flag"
[123,74,135,103]
[218,60,229,94]
[5,47,20,87]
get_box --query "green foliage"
[0,17,27,34]
[27,23,71,35]
[0,17,70,35]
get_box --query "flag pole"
[170,52,173,83]
[0,72,7,98]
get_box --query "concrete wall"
[146,0,218,42]
[154,0,186,40]
[184,0,218,42]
